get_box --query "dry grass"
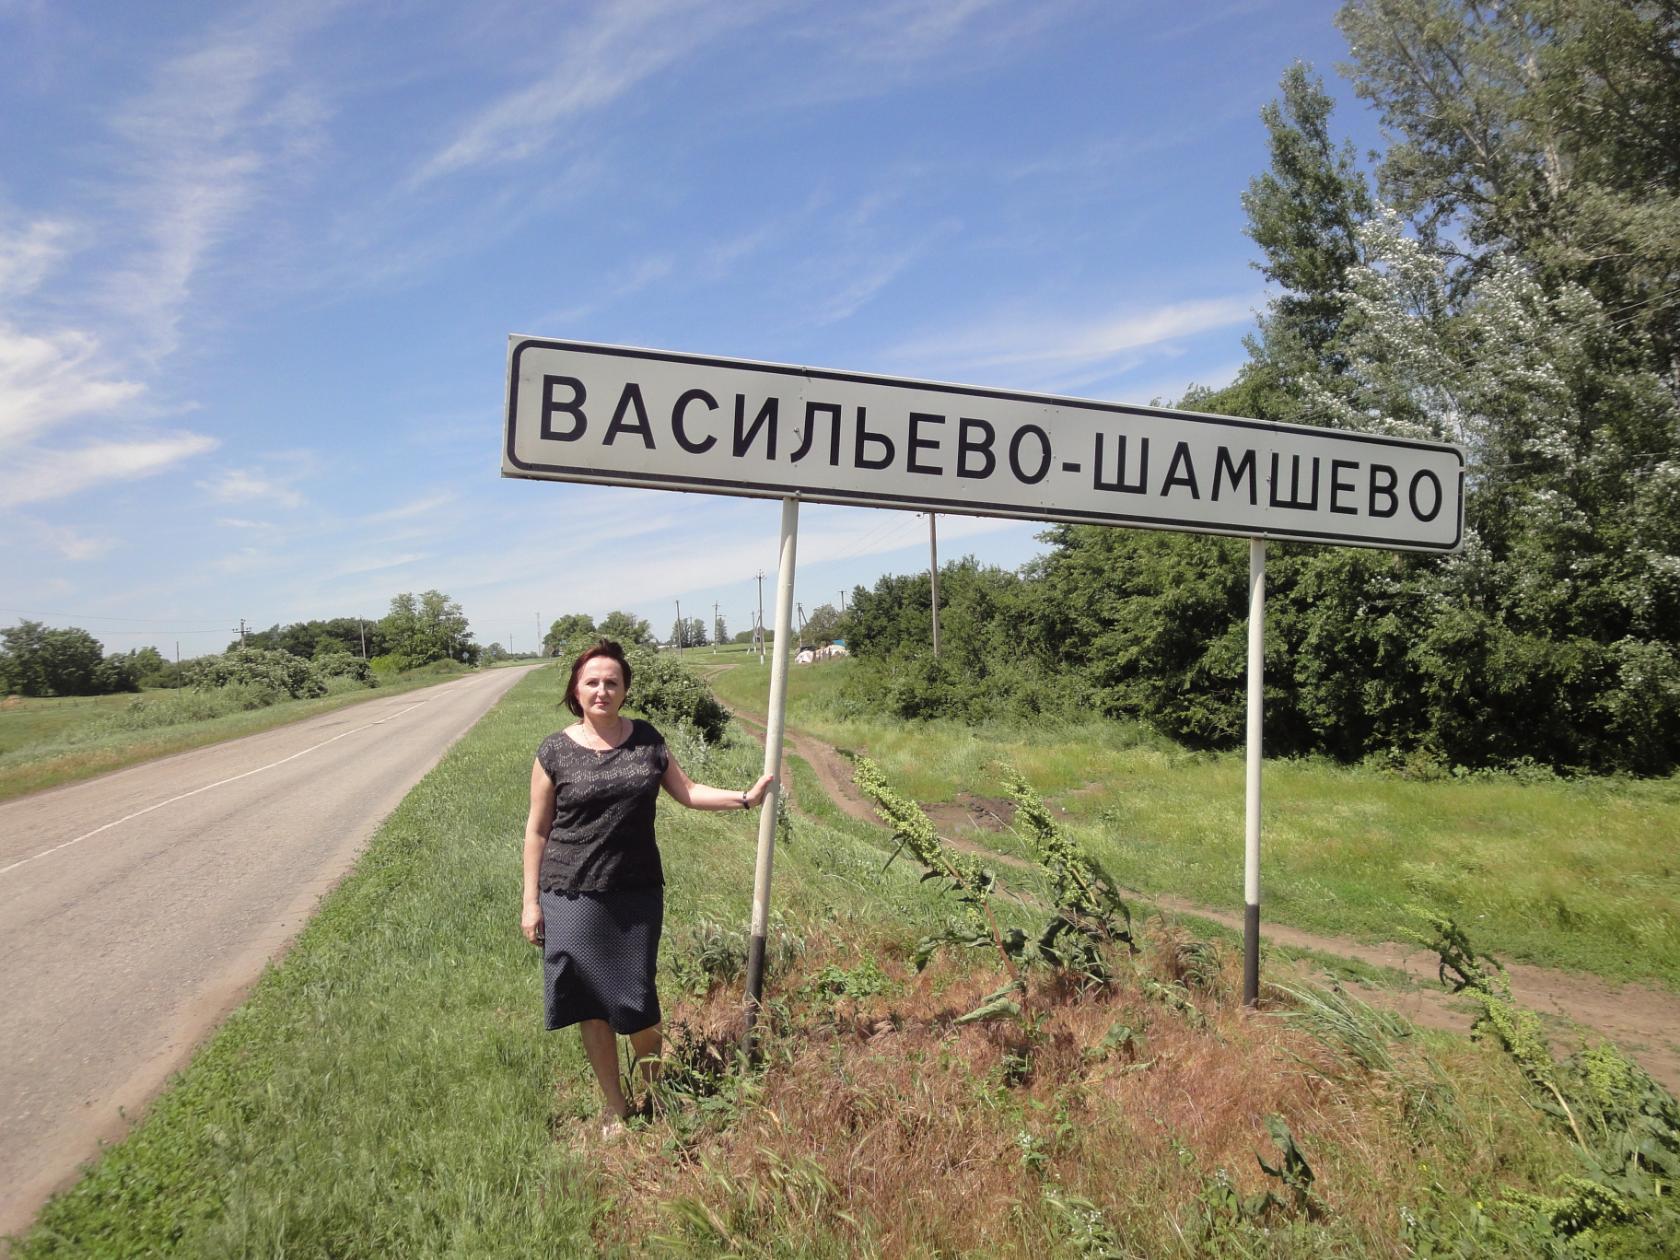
[582,922,1571,1258]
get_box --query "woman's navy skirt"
[540,886,663,1033]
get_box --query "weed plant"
[1405,909,1680,1253]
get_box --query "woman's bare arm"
[521,758,553,943]
[661,754,774,811]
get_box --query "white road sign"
[504,338,1463,552]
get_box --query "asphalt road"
[0,664,541,1242]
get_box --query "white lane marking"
[0,701,429,878]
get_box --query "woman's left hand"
[743,773,775,808]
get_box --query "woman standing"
[521,638,772,1136]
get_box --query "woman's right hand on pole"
[522,900,544,946]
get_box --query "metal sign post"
[1244,539,1265,1007]
[742,497,797,1050]
[502,336,1465,1020]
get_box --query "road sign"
[504,337,1463,552]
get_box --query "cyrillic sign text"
[504,339,1463,551]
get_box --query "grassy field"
[708,656,1680,989]
[0,663,479,803]
[18,665,1662,1257]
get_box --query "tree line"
[841,1,1680,776]
[2,590,479,698]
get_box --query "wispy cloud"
[358,491,457,525]
[100,6,334,360]
[0,216,72,297]
[412,0,759,186]
[0,433,219,508]
[327,551,428,578]
[780,0,1081,105]
[810,247,921,326]
[0,5,332,505]
[0,214,146,450]
[13,516,118,562]
[888,294,1260,382]
[823,0,1021,67]
[0,323,146,449]
[197,466,308,509]
[792,194,958,328]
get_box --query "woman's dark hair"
[564,638,633,717]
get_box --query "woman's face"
[574,656,626,720]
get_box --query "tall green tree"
[542,613,597,657]
[802,603,844,645]
[0,621,136,697]
[1338,0,1680,376]
[379,591,476,670]
[667,616,708,648]
[238,617,382,659]
[1298,213,1680,768]
[1238,61,1374,419]
[598,611,654,647]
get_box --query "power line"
[0,607,233,627]
[829,511,915,564]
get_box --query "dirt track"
[722,687,1680,1095]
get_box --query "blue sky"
[1,0,1377,658]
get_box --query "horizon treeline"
[2,590,479,699]
[839,1,1680,776]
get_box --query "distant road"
[0,664,542,1243]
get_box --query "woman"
[521,638,772,1137]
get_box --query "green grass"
[12,664,1638,1257]
[709,657,1680,988]
[11,668,959,1258]
[0,663,482,803]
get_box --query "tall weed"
[1409,908,1680,1252]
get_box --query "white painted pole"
[1243,537,1266,1007]
[743,496,799,1049]
[929,513,940,658]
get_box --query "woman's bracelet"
[740,792,750,809]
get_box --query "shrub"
[101,683,288,731]
[627,649,730,743]
[91,654,141,695]
[182,648,327,700]
[312,651,374,686]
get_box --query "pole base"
[740,931,768,1054]
[1242,902,1260,1007]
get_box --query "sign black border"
[504,337,1465,552]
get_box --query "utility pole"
[754,570,766,665]
[712,601,719,654]
[359,619,366,659]
[175,641,179,665]
[839,590,847,611]
[929,513,941,658]
[235,618,248,648]
[675,599,683,651]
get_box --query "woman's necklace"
[577,716,627,752]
